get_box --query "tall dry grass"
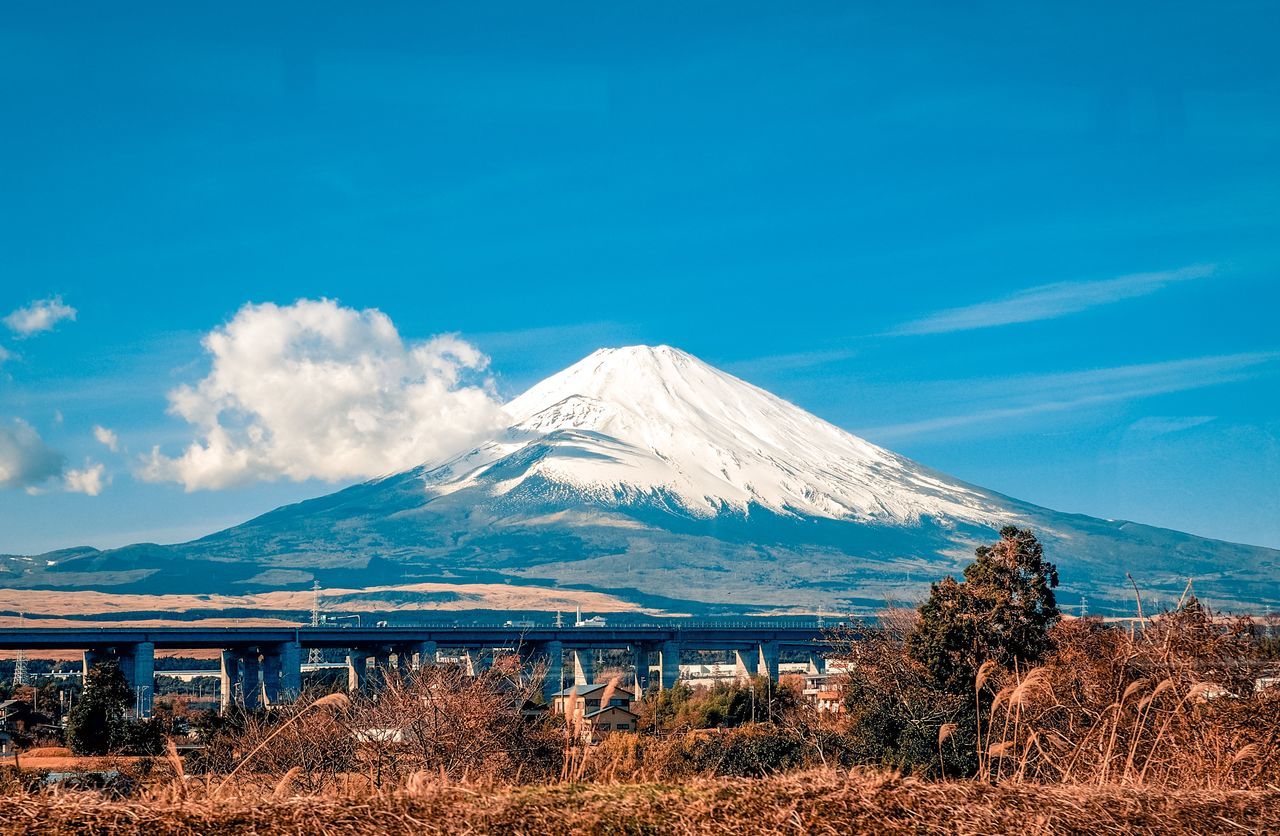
[978,605,1280,789]
[6,768,1278,835]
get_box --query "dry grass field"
[2,769,1276,835]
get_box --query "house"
[551,683,638,742]
[800,674,846,713]
[0,700,51,734]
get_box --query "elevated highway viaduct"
[0,624,836,715]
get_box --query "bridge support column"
[734,648,759,680]
[279,641,302,701]
[242,652,262,710]
[629,644,650,699]
[414,641,437,670]
[541,640,563,703]
[463,647,490,677]
[261,648,283,706]
[806,651,826,676]
[117,642,155,718]
[391,646,413,682]
[757,641,780,682]
[372,650,393,691]
[572,649,595,686]
[219,650,239,712]
[659,641,681,690]
[82,648,109,680]
[346,653,368,693]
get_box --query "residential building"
[551,683,638,741]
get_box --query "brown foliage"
[982,601,1280,788]
[190,666,562,794]
[2,769,1277,834]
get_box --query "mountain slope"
[8,345,1279,616]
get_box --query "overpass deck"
[0,624,835,650]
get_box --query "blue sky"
[1,2,1278,554]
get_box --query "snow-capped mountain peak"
[423,345,1010,526]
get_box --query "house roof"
[553,683,635,698]
[584,706,639,720]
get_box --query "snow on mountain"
[8,344,1279,616]
[419,345,1012,528]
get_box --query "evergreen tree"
[66,660,133,755]
[909,526,1061,693]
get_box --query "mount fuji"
[6,346,1278,616]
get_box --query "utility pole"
[12,613,29,688]
[308,582,324,665]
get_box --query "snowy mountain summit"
[426,345,1007,528]
[11,345,1280,616]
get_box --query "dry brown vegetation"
[976,602,1280,789]
[0,769,1276,835]
[186,663,562,792]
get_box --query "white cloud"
[64,461,108,496]
[93,425,119,452]
[0,419,65,490]
[0,345,10,364]
[891,264,1215,336]
[4,296,77,337]
[141,299,506,491]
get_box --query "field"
[2,770,1277,835]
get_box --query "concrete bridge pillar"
[807,651,826,676]
[757,641,780,682]
[346,653,368,693]
[391,646,413,683]
[629,644,650,699]
[540,640,564,703]
[572,649,595,686]
[279,641,302,700]
[463,647,490,677]
[115,642,155,718]
[80,644,154,717]
[241,652,263,710]
[659,641,681,690]
[260,648,284,705]
[372,649,393,690]
[734,648,759,680]
[219,649,239,712]
[413,640,437,671]
[82,648,110,680]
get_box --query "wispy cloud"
[4,295,77,337]
[1125,416,1217,438]
[862,351,1276,441]
[891,264,1215,336]
[724,348,859,378]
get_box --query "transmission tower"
[12,613,29,687]
[307,582,324,664]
